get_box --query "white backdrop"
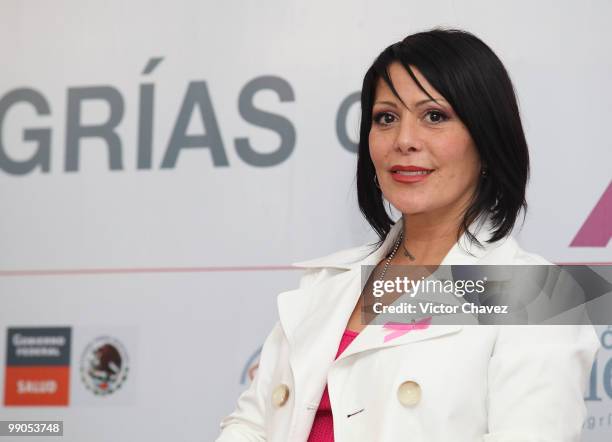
[0,0,610,441]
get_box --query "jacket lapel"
[277,267,362,406]
[277,222,405,406]
[337,322,462,361]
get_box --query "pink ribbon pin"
[382,316,432,343]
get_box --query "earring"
[481,167,488,177]
[374,174,381,189]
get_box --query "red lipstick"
[389,165,434,183]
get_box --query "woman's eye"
[373,112,396,125]
[424,110,448,124]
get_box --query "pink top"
[307,328,359,442]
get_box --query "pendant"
[403,247,416,261]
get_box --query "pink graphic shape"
[571,180,612,247]
[382,316,432,343]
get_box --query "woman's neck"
[393,213,463,266]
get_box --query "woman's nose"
[394,118,422,154]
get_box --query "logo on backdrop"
[570,181,612,248]
[240,346,262,385]
[3,327,72,406]
[80,336,129,396]
[584,326,612,431]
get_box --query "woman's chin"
[393,207,430,217]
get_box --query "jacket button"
[397,380,421,406]
[272,383,290,408]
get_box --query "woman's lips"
[390,169,434,183]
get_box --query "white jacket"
[215,217,600,441]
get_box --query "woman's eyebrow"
[374,98,447,110]
[414,98,446,107]
[373,100,399,108]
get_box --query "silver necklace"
[372,228,419,325]
[378,229,404,281]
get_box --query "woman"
[215,28,600,442]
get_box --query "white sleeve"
[214,268,321,442]
[483,324,600,442]
[214,321,284,442]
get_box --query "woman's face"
[369,62,481,220]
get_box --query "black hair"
[357,28,529,252]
